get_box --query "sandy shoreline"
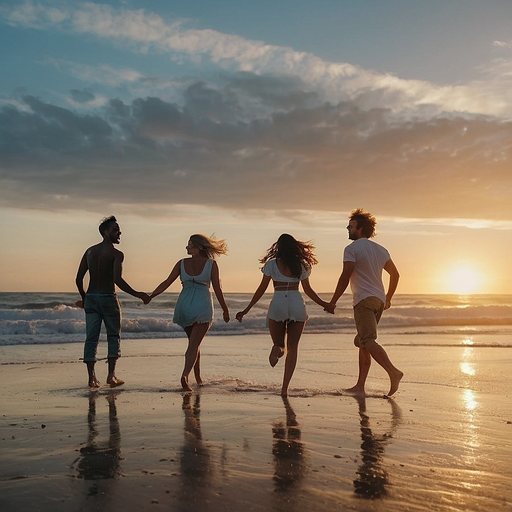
[1,336,512,511]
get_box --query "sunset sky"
[1,0,511,295]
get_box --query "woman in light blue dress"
[150,234,229,391]
[236,234,334,396]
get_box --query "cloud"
[1,77,511,220]
[46,58,145,87]
[493,40,512,48]
[3,1,512,118]
[70,89,95,103]
[1,2,511,223]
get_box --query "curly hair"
[189,234,228,259]
[349,208,377,238]
[259,233,318,279]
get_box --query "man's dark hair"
[349,208,377,238]
[99,215,117,236]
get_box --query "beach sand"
[1,334,511,511]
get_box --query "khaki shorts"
[353,296,384,347]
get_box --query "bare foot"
[194,370,203,387]
[181,375,192,392]
[269,345,284,367]
[88,377,101,389]
[344,385,366,396]
[193,365,202,387]
[106,376,124,388]
[386,370,404,397]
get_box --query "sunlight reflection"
[460,346,476,377]
[462,389,478,412]
[461,388,480,474]
[459,345,480,474]
[460,362,475,376]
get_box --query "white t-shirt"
[343,238,390,306]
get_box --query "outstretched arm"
[150,260,181,300]
[301,278,334,313]
[113,252,150,304]
[384,258,399,309]
[235,274,272,322]
[329,261,354,306]
[211,260,230,322]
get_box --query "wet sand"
[1,336,511,511]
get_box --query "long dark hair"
[260,234,318,279]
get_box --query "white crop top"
[262,259,310,282]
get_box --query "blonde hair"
[189,234,227,259]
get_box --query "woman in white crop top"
[236,234,334,397]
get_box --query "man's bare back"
[84,242,122,294]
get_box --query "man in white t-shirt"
[329,209,403,396]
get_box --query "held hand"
[235,311,245,322]
[140,292,151,305]
[223,310,230,323]
[75,300,84,309]
[324,302,336,314]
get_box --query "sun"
[446,265,482,295]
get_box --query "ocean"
[1,292,511,347]
[2,293,512,512]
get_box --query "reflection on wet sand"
[353,396,402,499]
[272,397,308,492]
[178,393,213,506]
[73,391,121,497]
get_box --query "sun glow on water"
[462,389,478,412]
[460,362,475,376]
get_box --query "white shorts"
[267,290,308,324]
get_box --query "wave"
[1,293,511,346]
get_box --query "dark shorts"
[353,296,384,347]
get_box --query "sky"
[1,0,512,295]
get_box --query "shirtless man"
[329,209,403,397]
[76,216,150,389]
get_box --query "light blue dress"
[173,259,214,328]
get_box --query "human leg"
[352,297,402,396]
[83,295,102,388]
[268,319,286,367]
[193,350,203,386]
[345,346,372,395]
[102,295,123,387]
[181,322,211,391]
[86,361,100,389]
[106,358,124,388]
[363,340,403,396]
[280,321,305,397]
[183,325,202,388]
[345,298,382,394]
